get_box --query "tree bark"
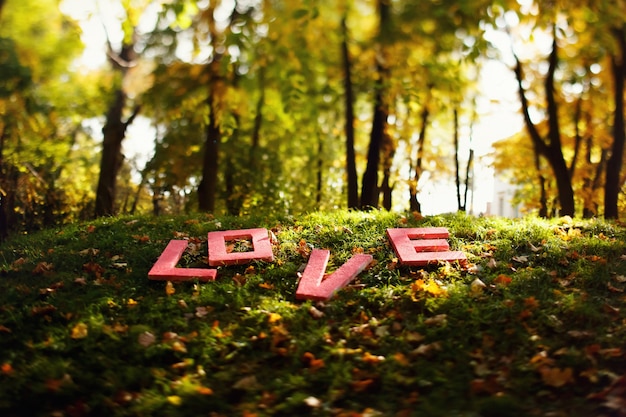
[453,108,463,211]
[360,0,390,209]
[94,31,139,217]
[198,92,221,212]
[197,5,224,213]
[604,27,626,219]
[0,127,7,240]
[512,30,575,217]
[380,127,396,210]
[95,90,125,217]
[409,98,430,213]
[341,16,358,209]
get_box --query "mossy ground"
[1,211,625,416]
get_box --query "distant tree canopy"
[0,0,625,237]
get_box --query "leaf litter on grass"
[0,212,625,416]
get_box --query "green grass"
[1,211,625,416]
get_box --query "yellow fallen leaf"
[268,313,282,323]
[71,322,88,339]
[165,281,175,296]
[167,395,182,406]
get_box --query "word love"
[148,227,466,301]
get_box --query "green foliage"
[0,211,625,415]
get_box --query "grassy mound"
[1,211,625,416]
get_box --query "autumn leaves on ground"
[0,211,625,417]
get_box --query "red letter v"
[295,249,373,301]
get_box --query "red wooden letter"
[295,249,373,301]
[207,228,274,266]
[387,227,467,266]
[148,240,217,282]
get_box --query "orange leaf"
[523,296,540,309]
[539,366,573,388]
[196,386,213,395]
[362,351,385,364]
[493,274,512,286]
[1,363,14,375]
[351,378,375,392]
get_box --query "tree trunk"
[453,108,464,211]
[198,95,221,212]
[380,126,396,210]
[409,96,430,213]
[512,29,575,217]
[360,0,390,210]
[0,127,7,240]
[543,32,575,216]
[94,30,138,217]
[604,27,626,219]
[197,5,225,213]
[534,149,549,218]
[316,132,323,207]
[95,90,127,217]
[341,16,358,209]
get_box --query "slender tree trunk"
[605,27,626,219]
[341,16,358,209]
[198,94,221,212]
[409,95,430,212]
[360,76,386,209]
[95,90,129,217]
[198,6,224,213]
[361,0,390,210]
[94,30,139,217]
[0,127,8,240]
[512,30,575,217]
[543,32,575,216]
[380,126,396,210]
[316,132,323,207]
[534,150,549,218]
[453,108,464,211]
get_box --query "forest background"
[0,0,625,239]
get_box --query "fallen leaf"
[71,323,88,339]
[350,378,375,392]
[165,281,175,296]
[233,375,261,391]
[138,331,156,347]
[167,395,182,406]
[424,314,447,326]
[78,248,99,256]
[493,274,512,286]
[1,363,14,375]
[539,366,574,388]
[32,262,53,275]
[197,386,213,395]
[308,306,324,319]
[267,313,282,323]
[74,277,87,285]
[411,342,442,356]
[304,396,322,408]
[362,351,385,364]
[470,278,486,296]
